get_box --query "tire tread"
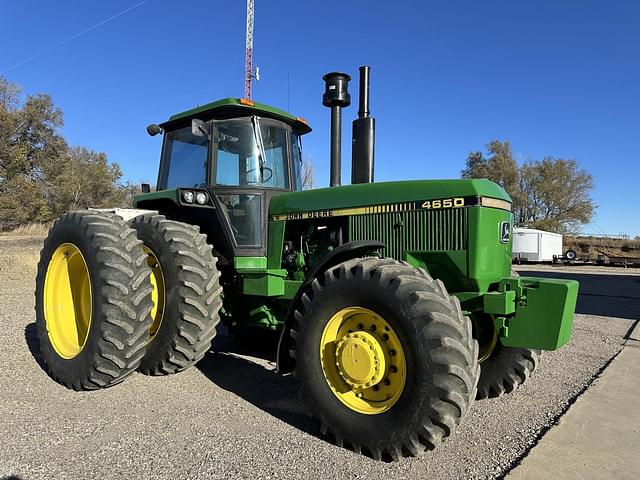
[130,214,222,375]
[289,256,480,460]
[35,211,154,390]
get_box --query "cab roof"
[159,97,312,135]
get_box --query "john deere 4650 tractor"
[35,67,578,460]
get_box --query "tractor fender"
[88,208,158,222]
[276,240,385,374]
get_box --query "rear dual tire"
[35,211,222,389]
[129,214,222,375]
[35,211,154,390]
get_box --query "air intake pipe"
[322,72,351,187]
[351,66,375,184]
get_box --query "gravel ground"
[0,238,636,480]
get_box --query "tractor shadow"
[515,270,640,321]
[24,320,335,449]
[24,323,48,373]
[25,322,321,441]
[195,328,320,439]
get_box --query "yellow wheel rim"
[320,307,406,415]
[144,246,165,339]
[43,243,92,359]
[477,317,498,364]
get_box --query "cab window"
[216,193,262,247]
[259,121,290,189]
[162,126,208,189]
[214,119,261,187]
[213,118,291,190]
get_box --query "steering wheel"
[246,166,273,183]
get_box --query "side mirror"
[146,124,162,136]
[192,118,210,137]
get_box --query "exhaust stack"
[322,72,351,187]
[351,66,375,184]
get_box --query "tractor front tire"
[35,211,153,390]
[476,344,540,399]
[129,214,222,375]
[476,270,541,399]
[290,257,479,460]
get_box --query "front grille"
[349,208,468,260]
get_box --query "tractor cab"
[141,98,311,262]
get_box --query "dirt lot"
[1,238,637,480]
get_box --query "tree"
[0,76,131,230]
[45,147,132,216]
[462,141,595,234]
[518,158,594,233]
[301,156,314,190]
[461,141,519,192]
[461,141,526,214]
[0,79,67,226]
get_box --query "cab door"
[209,117,296,259]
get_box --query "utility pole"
[244,0,254,99]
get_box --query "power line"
[1,0,151,74]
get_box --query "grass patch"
[0,223,50,237]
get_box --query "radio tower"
[244,0,254,99]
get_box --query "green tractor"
[35,67,578,460]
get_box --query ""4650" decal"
[418,197,466,210]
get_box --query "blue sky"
[1,0,638,236]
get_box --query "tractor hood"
[269,179,511,220]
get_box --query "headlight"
[182,190,194,203]
[195,192,208,205]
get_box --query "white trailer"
[512,228,563,263]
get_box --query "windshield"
[162,126,208,189]
[214,117,290,189]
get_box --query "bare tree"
[301,156,314,190]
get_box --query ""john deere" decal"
[270,196,511,222]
